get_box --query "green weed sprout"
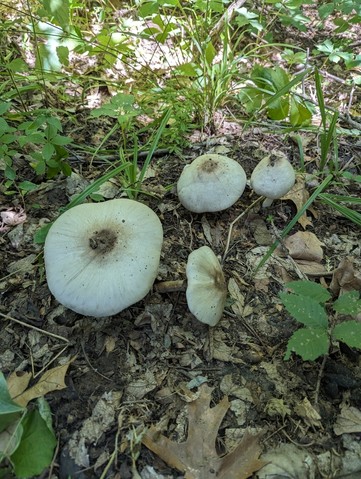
[279,281,361,361]
[0,373,56,478]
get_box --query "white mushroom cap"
[186,246,227,326]
[177,154,247,213]
[44,199,163,317]
[250,151,295,207]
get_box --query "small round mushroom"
[250,151,295,207]
[186,246,227,326]
[44,199,163,317]
[177,153,247,213]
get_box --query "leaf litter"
[142,384,265,479]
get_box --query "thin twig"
[222,196,264,263]
[314,354,328,406]
[0,312,70,343]
[80,341,112,381]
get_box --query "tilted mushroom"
[44,199,163,317]
[177,153,247,213]
[186,246,227,326]
[250,151,295,207]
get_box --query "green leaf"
[285,327,329,361]
[18,181,38,192]
[11,410,57,478]
[42,0,69,28]
[205,41,216,66]
[0,102,11,115]
[279,292,328,328]
[333,321,361,349]
[333,291,361,316]
[56,45,69,67]
[0,373,25,433]
[0,419,23,459]
[42,143,55,161]
[289,97,312,126]
[174,62,198,77]
[267,96,289,120]
[318,3,334,19]
[285,280,331,303]
[33,222,53,244]
[7,59,29,73]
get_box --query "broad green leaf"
[333,321,361,349]
[279,292,328,328]
[289,97,312,126]
[285,327,329,361]
[42,143,55,161]
[18,181,38,192]
[56,46,69,67]
[0,102,11,115]
[8,59,29,73]
[11,410,57,478]
[205,41,216,66]
[0,373,25,433]
[0,419,23,459]
[333,291,361,315]
[285,281,331,303]
[318,3,334,19]
[267,96,289,120]
[175,63,199,77]
[42,0,69,28]
[270,66,289,90]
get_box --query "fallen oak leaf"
[282,176,315,229]
[142,384,265,479]
[13,357,76,407]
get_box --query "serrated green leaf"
[11,410,57,478]
[285,280,331,303]
[333,321,361,349]
[285,327,329,360]
[279,292,328,328]
[333,291,361,315]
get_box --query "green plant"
[0,373,57,478]
[0,101,73,195]
[90,97,172,199]
[238,64,313,126]
[279,281,361,361]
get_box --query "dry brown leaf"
[334,406,361,436]
[142,384,265,479]
[7,371,32,398]
[283,231,324,262]
[330,257,361,296]
[294,397,322,428]
[282,177,313,229]
[13,358,75,407]
[295,259,328,275]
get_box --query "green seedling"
[280,280,361,361]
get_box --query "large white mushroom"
[44,199,163,317]
[186,246,227,326]
[177,153,247,213]
[250,151,295,207]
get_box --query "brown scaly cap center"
[89,228,117,254]
[199,158,219,174]
[214,269,227,294]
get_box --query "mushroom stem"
[155,280,186,293]
[262,197,274,208]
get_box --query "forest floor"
[1,3,361,479]
[1,121,361,479]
